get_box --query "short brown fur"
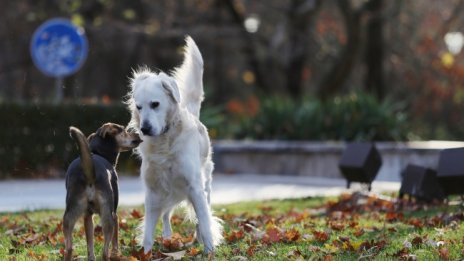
[63,123,141,261]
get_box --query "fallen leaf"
[266,250,277,256]
[313,230,330,242]
[161,250,186,260]
[349,221,358,228]
[388,227,397,233]
[130,209,143,219]
[439,247,450,261]
[286,249,303,258]
[119,219,129,231]
[187,247,200,256]
[130,247,152,261]
[329,222,344,231]
[323,243,339,253]
[350,240,363,251]
[392,247,409,258]
[284,228,300,242]
[226,229,245,243]
[411,236,423,246]
[308,245,321,252]
[259,205,273,212]
[111,257,138,261]
[263,227,281,244]
[385,212,403,222]
[246,244,257,257]
[170,214,184,225]
[353,228,364,237]
[407,218,424,228]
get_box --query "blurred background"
[1,0,464,178]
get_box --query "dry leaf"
[313,230,329,242]
[130,209,143,219]
[161,250,186,260]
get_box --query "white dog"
[126,36,223,254]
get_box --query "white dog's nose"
[140,123,152,136]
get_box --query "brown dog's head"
[90,123,142,152]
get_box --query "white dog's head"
[128,70,180,137]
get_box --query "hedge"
[0,93,411,179]
[0,103,138,179]
[223,93,410,141]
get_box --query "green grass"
[1,194,463,260]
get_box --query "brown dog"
[63,123,142,261]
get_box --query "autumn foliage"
[1,193,464,260]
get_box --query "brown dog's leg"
[63,210,79,261]
[84,214,96,261]
[101,208,115,261]
[111,212,119,256]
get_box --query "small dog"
[63,123,142,261]
[127,36,223,254]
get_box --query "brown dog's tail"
[69,126,95,185]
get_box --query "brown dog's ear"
[87,133,96,141]
[96,123,124,138]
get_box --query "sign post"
[30,18,88,103]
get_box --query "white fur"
[126,36,223,253]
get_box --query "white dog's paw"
[142,240,153,254]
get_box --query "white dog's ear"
[160,74,181,103]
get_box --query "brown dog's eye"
[150,101,159,109]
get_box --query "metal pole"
[54,77,63,104]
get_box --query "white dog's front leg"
[188,187,214,253]
[141,190,162,253]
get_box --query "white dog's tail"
[183,202,224,247]
[173,36,204,118]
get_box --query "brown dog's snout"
[132,137,143,145]
[131,133,143,145]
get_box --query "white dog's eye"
[150,101,160,109]
[136,105,142,110]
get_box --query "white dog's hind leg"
[204,161,214,206]
[188,186,223,252]
[162,207,173,239]
[188,187,213,252]
[141,190,162,253]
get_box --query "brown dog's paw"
[96,123,124,138]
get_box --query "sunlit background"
[2,0,464,177]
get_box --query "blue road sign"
[30,18,88,78]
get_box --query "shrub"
[224,93,410,141]
[0,94,410,179]
[0,103,137,179]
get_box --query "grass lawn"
[1,193,463,260]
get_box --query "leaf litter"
[1,191,464,260]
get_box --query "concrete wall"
[212,141,464,182]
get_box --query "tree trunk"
[223,0,271,93]
[286,0,321,98]
[364,0,384,100]
[318,0,363,99]
[213,0,226,102]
